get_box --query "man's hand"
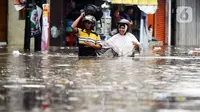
[84,41,102,49]
[80,12,85,17]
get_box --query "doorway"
[0,0,7,44]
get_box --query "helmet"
[118,19,129,25]
[118,19,130,29]
[117,19,130,35]
[82,15,96,24]
[84,4,103,21]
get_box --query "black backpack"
[84,4,103,21]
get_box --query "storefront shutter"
[155,0,166,44]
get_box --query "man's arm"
[85,34,102,49]
[71,13,84,33]
[85,42,102,49]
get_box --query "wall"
[175,0,200,46]
[8,0,25,46]
[0,0,7,43]
[155,0,166,45]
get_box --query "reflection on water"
[0,46,199,112]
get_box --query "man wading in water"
[71,13,102,57]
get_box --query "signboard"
[41,4,50,51]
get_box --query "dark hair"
[118,24,126,28]
[111,6,120,15]
[148,25,152,30]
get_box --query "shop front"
[50,0,160,48]
[11,0,168,51]
[49,0,168,50]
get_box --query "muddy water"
[0,46,199,112]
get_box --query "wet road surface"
[0,46,199,112]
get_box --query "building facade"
[171,0,200,46]
[4,0,199,48]
[4,0,50,47]
[8,0,25,46]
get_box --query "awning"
[137,5,158,14]
[112,0,158,5]
[111,0,158,14]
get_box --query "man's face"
[84,21,92,30]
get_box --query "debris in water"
[68,97,79,101]
[12,50,21,57]
[188,50,200,55]
[153,47,162,51]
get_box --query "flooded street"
[0,46,199,112]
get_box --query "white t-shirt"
[104,33,141,56]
